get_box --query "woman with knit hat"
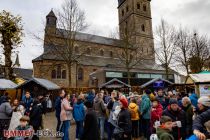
[114,97,132,140]
[193,96,210,120]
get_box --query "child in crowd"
[156,116,174,140]
[15,116,33,140]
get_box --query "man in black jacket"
[81,101,100,140]
[162,99,186,140]
[193,107,210,140]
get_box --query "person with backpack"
[93,91,106,140]
[128,98,140,139]
[140,89,152,140]
[73,95,86,140]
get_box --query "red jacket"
[151,103,163,126]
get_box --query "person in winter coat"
[22,92,33,115]
[0,96,13,139]
[182,97,193,138]
[73,95,85,139]
[156,116,174,140]
[189,92,198,108]
[114,98,132,140]
[93,91,106,140]
[192,96,210,140]
[188,120,210,140]
[162,98,186,140]
[29,99,42,140]
[128,98,139,139]
[107,91,119,140]
[156,89,166,109]
[151,97,163,133]
[14,116,33,140]
[193,96,210,119]
[81,101,100,140]
[140,89,151,140]
[86,89,96,104]
[60,93,73,140]
[55,89,65,133]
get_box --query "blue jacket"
[140,94,151,119]
[86,92,95,103]
[187,135,199,140]
[22,96,33,113]
[189,93,198,108]
[55,96,62,117]
[73,102,85,121]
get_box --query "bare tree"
[174,26,191,74]
[44,0,89,87]
[116,25,146,85]
[155,19,177,80]
[189,32,210,73]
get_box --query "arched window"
[137,3,140,9]
[110,51,113,57]
[141,24,145,32]
[51,70,56,79]
[62,70,66,79]
[122,10,124,16]
[86,48,91,55]
[126,5,129,12]
[143,4,147,11]
[100,49,104,56]
[78,68,84,80]
[75,46,79,54]
[57,65,61,79]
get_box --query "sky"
[0,0,210,69]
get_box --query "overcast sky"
[0,0,210,69]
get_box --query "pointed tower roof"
[46,9,57,19]
[14,54,20,68]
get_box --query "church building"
[32,0,176,88]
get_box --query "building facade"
[33,0,175,88]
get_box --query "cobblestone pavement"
[40,112,145,140]
[40,112,76,140]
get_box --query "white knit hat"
[198,96,210,107]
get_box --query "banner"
[199,84,210,96]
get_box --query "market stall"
[186,74,210,96]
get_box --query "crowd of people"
[0,88,210,140]
[0,91,52,140]
[54,88,210,140]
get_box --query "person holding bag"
[60,93,73,140]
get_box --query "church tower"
[45,10,57,35]
[118,0,155,60]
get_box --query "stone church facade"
[33,0,175,88]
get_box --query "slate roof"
[16,78,60,90]
[0,79,18,90]
[140,78,174,88]
[46,10,56,18]
[56,29,120,47]
[99,78,131,88]
[13,68,33,80]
